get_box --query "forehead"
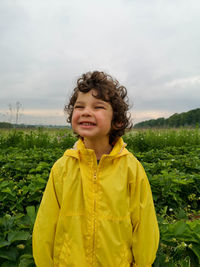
[76,90,108,104]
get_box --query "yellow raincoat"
[32,137,159,267]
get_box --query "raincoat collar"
[64,137,128,159]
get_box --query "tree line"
[134,108,200,128]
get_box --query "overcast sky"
[0,0,200,126]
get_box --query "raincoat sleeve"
[129,160,159,267]
[32,163,62,267]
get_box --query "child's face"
[71,90,113,143]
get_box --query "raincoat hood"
[64,137,128,159]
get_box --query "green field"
[0,128,200,266]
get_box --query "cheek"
[107,111,113,126]
[99,112,112,128]
[71,111,79,126]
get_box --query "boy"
[32,71,159,266]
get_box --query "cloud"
[165,76,200,88]
[0,0,200,125]
[131,110,173,125]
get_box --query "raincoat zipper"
[92,170,97,265]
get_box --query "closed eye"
[95,106,105,109]
[74,105,84,109]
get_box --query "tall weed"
[0,128,76,149]
[125,128,200,152]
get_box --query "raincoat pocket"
[57,233,71,266]
[120,243,133,267]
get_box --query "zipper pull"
[94,171,97,180]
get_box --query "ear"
[112,122,123,129]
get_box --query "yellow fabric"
[32,137,159,267]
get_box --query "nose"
[81,107,92,116]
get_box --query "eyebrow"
[94,101,107,105]
[74,101,84,104]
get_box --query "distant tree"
[0,122,13,128]
[8,104,13,123]
[7,101,23,125]
[15,101,23,125]
[134,108,200,128]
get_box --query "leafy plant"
[0,128,200,266]
[0,208,36,266]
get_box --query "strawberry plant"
[0,128,200,266]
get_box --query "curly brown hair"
[64,71,132,144]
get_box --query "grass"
[125,127,200,152]
[0,127,200,151]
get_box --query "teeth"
[81,122,94,125]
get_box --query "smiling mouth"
[79,122,96,126]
